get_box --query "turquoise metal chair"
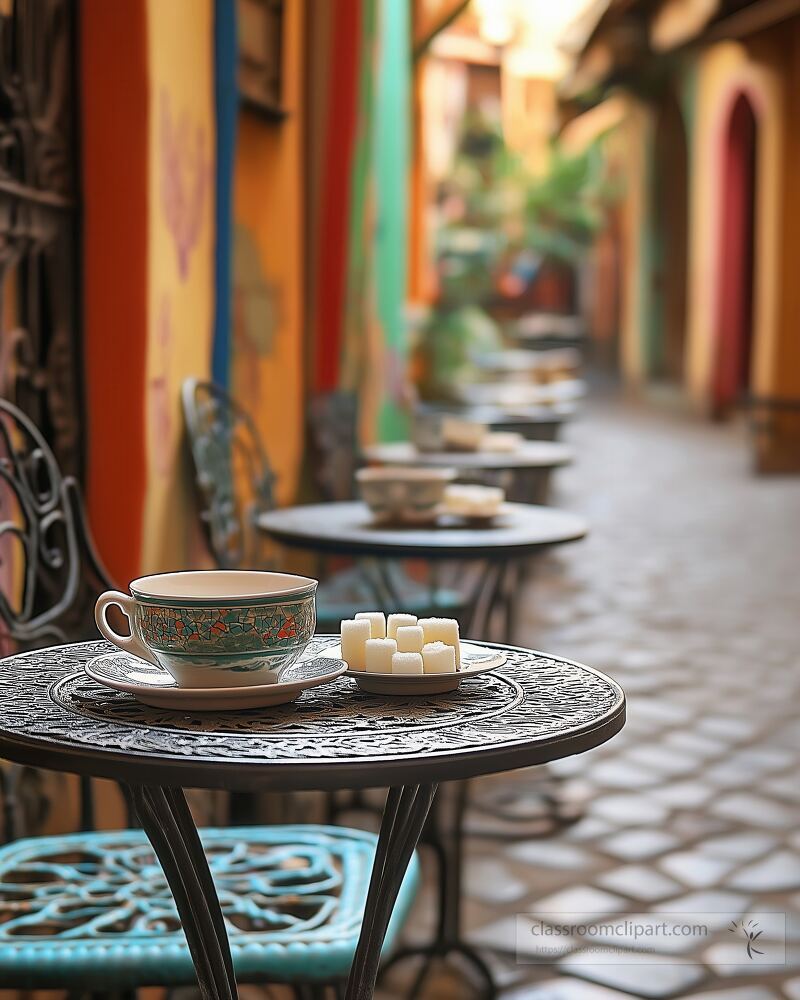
[0,824,419,992]
[0,397,420,995]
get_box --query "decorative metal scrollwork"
[0,0,82,479]
[0,398,112,649]
[0,826,372,940]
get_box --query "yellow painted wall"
[232,0,304,506]
[141,0,216,571]
[684,41,783,408]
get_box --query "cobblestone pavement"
[406,392,800,999]
[184,392,800,1000]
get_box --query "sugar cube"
[355,611,386,638]
[365,637,396,673]
[396,624,424,653]
[392,651,424,674]
[418,617,461,668]
[340,618,371,671]
[422,641,456,674]
[387,612,417,639]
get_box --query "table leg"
[128,784,238,1000]
[380,782,496,1000]
[345,783,437,1000]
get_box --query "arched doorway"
[652,92,689,381]
[713,92,757,415]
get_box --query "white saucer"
[84,652,347,710]
[320,640,507,695]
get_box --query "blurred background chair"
[0,396,419,997]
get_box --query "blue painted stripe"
[212,0,237,387]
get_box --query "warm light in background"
[475,0,604,80]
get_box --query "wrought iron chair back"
[307,389,360,501]
[0,399,113,649]
[182,378,277,569]
[0,397,113,839]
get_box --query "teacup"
[95,570,318,687]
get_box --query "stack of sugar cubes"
[340,612,460,675]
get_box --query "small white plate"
[84,651,347,711]
[320,639,507,695]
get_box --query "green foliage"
[441,112,619,269]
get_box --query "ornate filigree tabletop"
[0,636,624,791]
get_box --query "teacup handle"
[95,591,159,666]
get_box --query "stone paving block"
[698,716,760,742]
[628,699,695,727]
[465,856,531,904]
[711,793,796,829]
[698,832,778,862]
[649,781,717,809]
[601,828,681,861]
[727,851,800,893]
[596,864,683,903]
[558,950,706,998]
[662,731,728,759]
[729,746,796,772]
[764,775,800,804]
[589,759,659,790]
[508,841,592,871]
[564,817,618,842]
[527,886,627,922]
[589,794,670,827]
[658,851,738,889]
[625,744,700,777]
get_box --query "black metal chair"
[183,379,465,629]
[0,397,112,838]
[0,397,420,997]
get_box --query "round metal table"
[258,501,587,638]
[362,441,573,504]
[0,636,624,1000]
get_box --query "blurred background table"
[363,440,573,504]
[258,500,586,641]
[413,400,577,442]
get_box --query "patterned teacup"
[95,570,318,688]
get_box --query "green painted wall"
[374,0,411,441]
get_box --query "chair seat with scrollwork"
[0,398,420,993]
[0,824,419,989]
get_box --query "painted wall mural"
[160,89,211,282]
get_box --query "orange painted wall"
[231,0,305,505]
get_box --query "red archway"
[713,93,758,415]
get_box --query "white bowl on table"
[356,466,456,524]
